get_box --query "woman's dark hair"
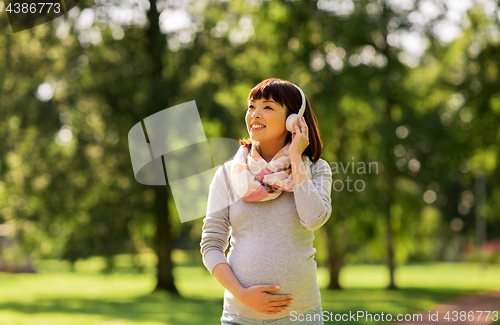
[239,78,323,162]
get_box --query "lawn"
[0,256,499,325]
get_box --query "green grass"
[319,263,500,324]
[0,270,221,325]
[0,258,499,325]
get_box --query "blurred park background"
[1,0,500,324]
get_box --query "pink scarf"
[230,142,312,202]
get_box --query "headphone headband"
[293,84,306,118]
[285,83,307,133]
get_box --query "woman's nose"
[251,108,262,118]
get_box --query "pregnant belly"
[227,244,318,292]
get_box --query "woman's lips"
[250,125,266,131]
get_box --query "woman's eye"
[247,105,272,110]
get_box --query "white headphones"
[285,84,306,133]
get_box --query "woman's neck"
[255,139,288,163]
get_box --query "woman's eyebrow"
[249,100,277,104]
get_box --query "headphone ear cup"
[286,114,297,133]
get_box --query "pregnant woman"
[200,78,333,324]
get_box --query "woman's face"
[246,96,289,144]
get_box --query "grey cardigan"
[200,158,333,320]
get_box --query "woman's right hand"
[235,285,293,315]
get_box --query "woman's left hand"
[289,116,309,156]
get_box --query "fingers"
[268,298,293,306]
[264,310,281,315]
[263,305,290,315]
[300,117,307,130]
[253,285,293,315]
[300,118,309,142]
[261,285,280,292]
[267,294,293,302]
[294,117,307,134]
[266,305,291,314]
[294,119,300,133]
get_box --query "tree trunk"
[326,118,347,290]
[325,223,345,290]
[383,100,397,291]
[385,187,396,290]
[381,8,398,289]
[154,185,178,293]
[145,0,178,293]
